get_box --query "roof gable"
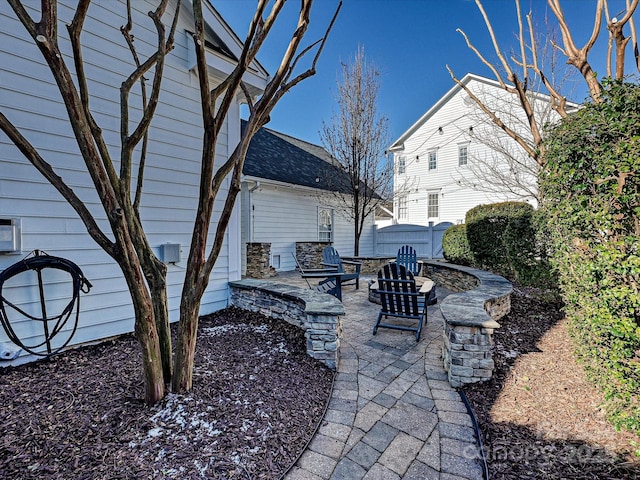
[389,73,578,151]
[184,1,268,94]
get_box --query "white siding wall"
[242,182,375,272]
[0,1,238,361]
[394,78,538,226]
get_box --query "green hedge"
[465,201,549,284]
[540,80,640,437]
[442,224,473,265]
[442,202,554,287]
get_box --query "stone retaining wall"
[422,261,512,388]
[341,257,395,275]
[295,242,331,269]
[229,279,344,369]
[422,264,479,292]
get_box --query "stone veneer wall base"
[229,279,344,369]
[422,260,512,388]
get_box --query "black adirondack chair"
[321,246,361,289]
[396,245,421,276]
[373,262,428,341]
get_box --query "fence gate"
[373,222,453,259]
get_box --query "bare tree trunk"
[4,0,340,403]
[173,295,202,392]
[171,1,341,393]
[145,263,172,385]
[130,283,165,404]
[320,46,392,251]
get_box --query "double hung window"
[318,208,333,242]
[427,193,439,218]
[428,150,437,171]
[458,144,469,166]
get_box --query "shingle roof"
[242,121,352,193]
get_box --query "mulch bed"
[0,306,334,479]
[463,284,640,480]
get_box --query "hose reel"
[0,250,92,358]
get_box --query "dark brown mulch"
[464,285,640,480]
[0,306,334,480]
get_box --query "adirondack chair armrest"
[303,267,340,274]
[342,259,362,272]
[321,262,340,271]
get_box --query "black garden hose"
[459,388,490,480]
[0,250,92,357]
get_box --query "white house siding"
[392,74,548,226]
[0,1,244,362]
[241,182,375,273]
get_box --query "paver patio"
[269,272,485,480]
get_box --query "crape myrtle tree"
[0,0,340,404]
[320,46,392,256]
[449,0,639,169]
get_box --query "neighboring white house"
[0,1,267,363]
[389,73,568,226]
[241,124,375,273]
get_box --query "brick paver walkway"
[275,273,484,480]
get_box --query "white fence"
[373,222,453,259]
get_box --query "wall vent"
[160,243,181,264]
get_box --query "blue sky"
[214,0,630,146]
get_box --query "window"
[318,207,333,242]
[397,156,406,174]
[428,193,439,218]
[428,150,437,171]
[458,144,468,166]
[398,196,407,220]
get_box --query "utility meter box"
[0,218,21,254]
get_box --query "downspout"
[248,181,260,243]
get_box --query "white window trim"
[427,191,440,219]
[318,207,333,242]
[458,142,469,167]
[397,155,406,175]
[397,195,408,220]
[428,149,437,171]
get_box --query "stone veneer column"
[246,242,274,279]
[295,242,331,269]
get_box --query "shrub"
[442,224,473,265]
[540,79,640,436]
[465,201,539,281]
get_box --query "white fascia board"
[241,175,329,195]
[389,73,474,151]
[187,0,269,93]
[388,72,579,151]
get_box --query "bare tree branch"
[547,0,604,99]
[606,0,639,78]
[0,112,115,255]
[320,46,391,255]
[628,0,640,71]
[447,67,540,162]
[67,1,119,192]
[456,28,509,89]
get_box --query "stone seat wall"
[228,279,344,369]
[422,260,512,388]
